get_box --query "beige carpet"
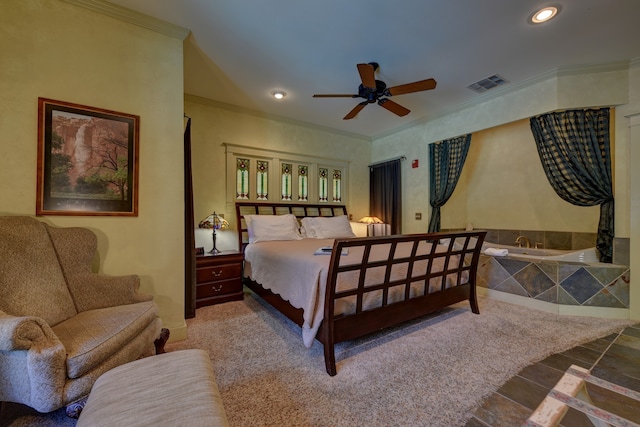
[1,292,633,427]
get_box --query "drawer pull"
[211,285,222,292]
[211,270,223,277]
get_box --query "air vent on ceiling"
[467,74,509,93]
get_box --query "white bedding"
[244,238,465,347]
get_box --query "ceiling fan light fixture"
[531,6,558,24]
[314,62,436,120]
[271,90,286,100]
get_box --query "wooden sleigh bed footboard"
[237,202,487,376]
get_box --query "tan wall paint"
[445,119,599,231]
[0,0,187,338]
[372,65,637,319]
[373,67,629,235]
[618,62,640,321]
[185,95,372,252]
[3,1,636,330]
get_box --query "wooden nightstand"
[195,251,244,308]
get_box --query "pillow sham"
[303,215,356,239]
[300,217,317,238]
[245,214,302,244]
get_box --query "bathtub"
[481,243,600,263]
[477,241,629,311]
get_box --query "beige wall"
[3,1,637,335]
[372,66,629,236]
[0,0,188,338]
[445,118,599,231]
[185,95,372,252]
[618,62,640,321]
[372,63,638,320]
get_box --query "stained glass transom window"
[332,169,342,202]
[256,160,269,200]
[236,158,249,200]
[225,143,348,205]
[318,168,328,202]
[298,165,308,201]
[281,163,292,201]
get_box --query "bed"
[236,202,486,376]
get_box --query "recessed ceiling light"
[271,90,286,100]
[531,6,558,24]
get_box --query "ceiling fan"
[313,62,437,120]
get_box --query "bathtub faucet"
[515,236,531,248]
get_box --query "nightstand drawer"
[196,278,242,299]
[195,251,244,308]
[196,263,242,283]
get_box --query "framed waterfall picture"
[36,98,139,216]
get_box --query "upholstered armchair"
[0,216,163,413]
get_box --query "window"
[236,158,249,200]
[332,169,342,202]
[224,143,349,206]
[281,163,292,201]
[319,168,328,202]
[298,165,308,201]
[256,160,268,200]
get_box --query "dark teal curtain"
[370,159,402,234]
[428,134,471,233]
[529,108,614,263]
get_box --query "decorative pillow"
[304,215,356,239]
[245,214,302,243]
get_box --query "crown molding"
[60,0,190,40]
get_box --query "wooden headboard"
[235,202,348,250]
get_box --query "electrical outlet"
[415,213,422,220]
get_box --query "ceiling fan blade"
[378,98,410,117]
[357,63,376,89]
[313,94,358,98]
[387,78,437,96]
[343,102,368,120]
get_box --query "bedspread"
[244,238,464,347]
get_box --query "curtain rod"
[368,155,406,168]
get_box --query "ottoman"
[77,349,229,427]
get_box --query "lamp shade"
[358,216,383,224]
[198,212,229,230]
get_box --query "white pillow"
[245,214,302,244]
[300,217,317,238]
[305,215,356,239]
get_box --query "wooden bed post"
[469,285,480,314]
[322,335,337,376]
[321,241,341,376]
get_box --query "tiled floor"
[466,323,640,426]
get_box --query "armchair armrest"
[0,311,62,351]
[0,310,69,412]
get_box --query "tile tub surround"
[477,254,630,309]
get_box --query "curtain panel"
[428,134,472,233]
[529,108,614,263]
[370,159,402,234]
